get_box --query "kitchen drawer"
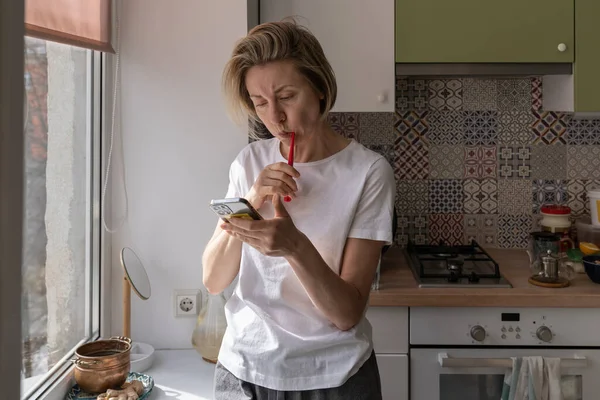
[376,354,409,400]
[367,306,408,354]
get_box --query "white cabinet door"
[367,307,409,354]
[376,354,409,400]
[260,0,395,112]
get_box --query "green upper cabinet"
[395,0,574,63]
[574,0,600,112]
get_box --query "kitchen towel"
[501,356,563,400]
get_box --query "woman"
[202,20,396,400]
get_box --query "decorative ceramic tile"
[566,180,586,216]
[394,143,429,180]
[464,214,498,247]
[429,214,464,246]
[397,214,428,246]
[426,111,464,145]
[387,76,600,249]
[567,146,600,179]
[394,111,429,149]
[396,180,429,215]
[464,146,497,178]
[498,214,532,249]
[429,145,464,179]
[531,77,543,111]
[532,180,569,214]
[429,180,463,214]
[463,111,499,145]
[428,79,463,111]
[566,118,600,145]
[567,179,600,216]
[359,112,396,146]
[531,145,567,180]
[498,111,535,145]
[531,111,569,145]
[366,144,396,168]
[396,78,428,112]
[498,146,531,179]
[462,79,497,111]
[463,178,498,214]
[497,79,531,111]
[498,180,532,215]
[328,113,360,141]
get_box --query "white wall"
[109,1,249,349]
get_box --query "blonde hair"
[222,19,337,140]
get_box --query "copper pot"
[73,336,131,393]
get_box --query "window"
[21,36,101,399]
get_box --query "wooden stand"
[528,275,570,288]
[123,275,131,338]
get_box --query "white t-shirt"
[217,137,395,391]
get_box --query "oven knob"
[470,325,486,342]
[536,326,553,342]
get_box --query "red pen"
[284,132,295,202]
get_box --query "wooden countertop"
[368,247,600,308]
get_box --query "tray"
[65,372,154,400]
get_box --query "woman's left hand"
[221,195,303,257]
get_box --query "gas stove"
[406,239,512,288]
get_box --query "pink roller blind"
[25,0,114,53]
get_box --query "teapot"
[535,250,576,282]
[526,231,574,274]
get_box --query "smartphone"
[209,197,263,221]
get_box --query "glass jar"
[191,292,227,364]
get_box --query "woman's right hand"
[245,162,300,209]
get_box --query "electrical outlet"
[173,289,201,318]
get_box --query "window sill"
[23,375,45,395]
[41,350,215,400]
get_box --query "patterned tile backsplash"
[327,77,600,249]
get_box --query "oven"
[410,307,600,400]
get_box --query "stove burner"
[468,272,480,283]
[405,239,511,288]
[448,271,460,283]
[446,259,464,279]
[433,253,458,258]
[447,259,464,270]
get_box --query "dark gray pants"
[214,351,382,400]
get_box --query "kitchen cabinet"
[367,306,409,353]
[574,0,600,112]
[395,0,574,63]
[543,0,600,113]
[376,354,409,400]
[367,306,409,399]
[260,0,395,112]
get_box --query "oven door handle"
[438,353,588,368]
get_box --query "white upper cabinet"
[260,0,395,112]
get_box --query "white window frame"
[33,15,117,400]
[1,16,107,400]
[1,0,114,396]
[24,48,105,400]
[22,46,104,400]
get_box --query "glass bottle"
[191,292,227,363]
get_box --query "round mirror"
[120,247,151,300]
